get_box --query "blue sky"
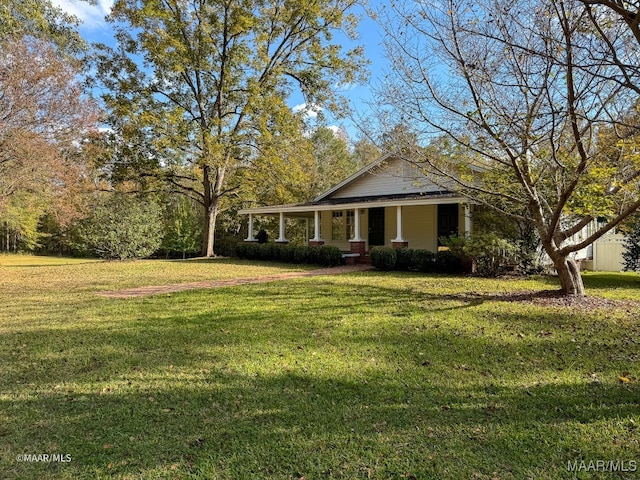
[50,0,390,141]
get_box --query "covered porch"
[238,194,473,261]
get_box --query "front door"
[368,207,385,246]
[438,204,459,246]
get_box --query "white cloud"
[292,102,323,119]
[50,0,113,28]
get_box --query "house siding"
[329,158,443,199]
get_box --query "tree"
[162,195,202,259]
[622,214,640,272]
[0,0,86,55]
[578,0,640,48]
[94,0,367,257]
[376,0,640,296]
[79,193,164,260]
[308,126,358,196]
[351,136,381,169]
[0,37,99,250]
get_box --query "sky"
[49,0,391,141]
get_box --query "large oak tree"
[95,0,367,256]
[376,0,640,296]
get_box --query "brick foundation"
[308,240,325,247]
[392,241,409,249]
[349,240,366,256]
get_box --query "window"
[346,210,355,240]
[332,211,345,240]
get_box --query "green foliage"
[318,245,344,266]
[395,247,414,271]
[308,126,360,197]
[370,246,397,271]
[162,196,202,259]
[442,234,519,277]
[235,242,343,267]
[623,215,640,272]
[94,0,367,256]
[0,193,48,252]
[0,0,86,56]
[78,194,164,260]
[411,249,436,273]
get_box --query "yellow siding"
[403,205,438,251]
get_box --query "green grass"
[1,255,639,479]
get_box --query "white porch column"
[464,203,472,237]
[245,213,256,241]
[352,208,362,241]
[392,205,405,242]
[312,210,321,241]
[276,211,288,243]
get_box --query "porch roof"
[238,191,467,217]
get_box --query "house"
[238,154,474,259]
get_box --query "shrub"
[370,246,397,271]
[78,193,164,260]
[411,249,435,272]
[257,242,277,261]
[243,242,260,260]
[293,246,310,264]
[463,233,519,276]
[278,244,296,263]
[395,247,414,271]
[435,250,464,274]
[318,245,343,266]
[306,246,320,265]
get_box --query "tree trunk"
[554,256,585,296]
[201,200,219,257]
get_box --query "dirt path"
[96,264,374,299]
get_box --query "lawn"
[1,255,639,479]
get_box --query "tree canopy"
[94,0,367,256]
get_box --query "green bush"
[277,244,296,263]
[370,246,397,271]
[306,246,320,265]
[293,246,310,264]
[318,245,343,266]
[78,193,164,260]
[395,247,414,271]
[257,242,277,261]
[411,249,436,272]
[464,233,519,276]
[435,250,464,274]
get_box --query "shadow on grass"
[2,369,638,479]
[2,279,639,479]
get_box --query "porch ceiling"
[238,192,468,216]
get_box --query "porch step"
[357,254,371,265]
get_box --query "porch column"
[309,210,324,246]
[276,211,288,243]
[391,205,408,249]
[245,213,257,242]
[464,203,471,237]
[352,208,362,241]
[349,209,366,257]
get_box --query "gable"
[318,156,445,201]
